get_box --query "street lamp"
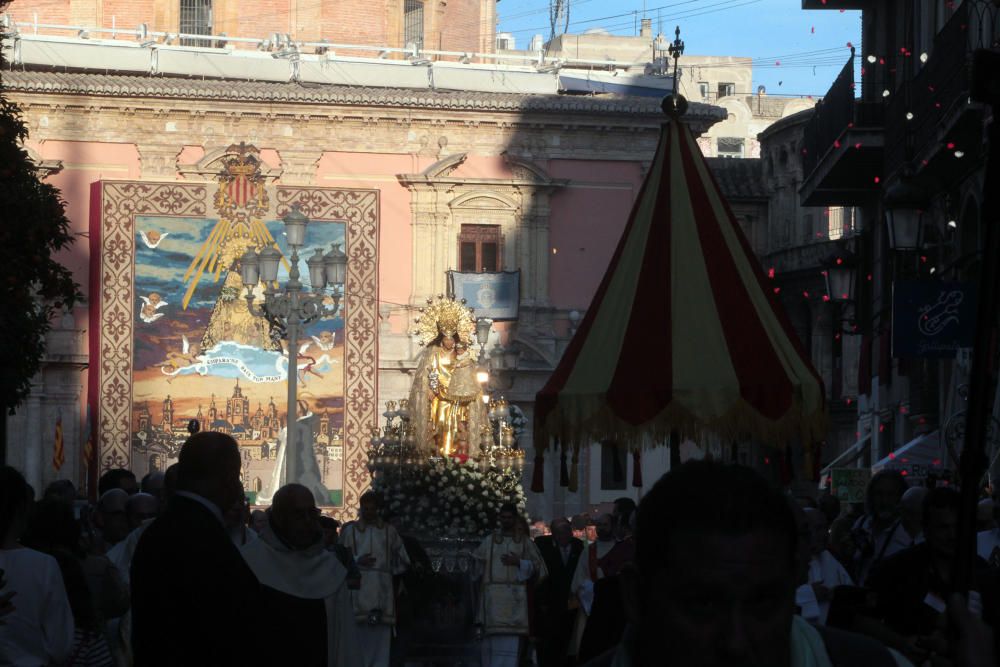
[884,175,928,251]
[239,205,346,488]
[823,250,856,302]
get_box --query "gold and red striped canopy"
[535,118,826,452]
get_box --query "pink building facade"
[4,65,723,518]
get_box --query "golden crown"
[412,295,477,346]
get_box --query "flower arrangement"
[371,456,527,538]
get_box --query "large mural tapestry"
[89,145,379,515]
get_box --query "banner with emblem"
[448,271,520,321]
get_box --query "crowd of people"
[0,430,997,667]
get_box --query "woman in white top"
[0,466,74,666]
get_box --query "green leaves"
[0,51,84,410]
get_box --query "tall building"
[797,0,997,481]
[3,0,497,55]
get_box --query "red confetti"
[928,85,935,92]
[776,60,781,66]
[900,405,908,414]
[920,255,928,263]
[874,176,881,183]
[802,291,810,298]
[836,333,842,341]
[841,293,849,299]
[811,27,815,34]
[867,273,873,281]
[932,458,941,466]
[773,287,781,294]
[935,102,942,108]
[848,122,854,128]
[836,257,844,265]
[855,142,862,149]
[901,470,908,476]
[880,424,886,433]
[834,140,842,148]
[764,456,771,464]
[821,270,828,277]
[861,66,866,76]
[768,267,775,278]
[922,159,930,165]
[845,397,852,405]
[879,57,886,65]
[888,451,895,459]
[947,142,955,149]
[822,295,831,302]
[802,148,808,155]
[846,41,853,48]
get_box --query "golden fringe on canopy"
[533,394,828,453]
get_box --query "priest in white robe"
[339,491,411,667]
[796,508,854,626]
[241,484,361,667]
[475,503,547,667]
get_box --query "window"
[698,81,710,100]
[827,207,855,240]
[458,225,502,272]
[404,0,424,50]
[717,137,745,158]
[600,442,627,491]
[718,82,736,98]
[179,0,212,46]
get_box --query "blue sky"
[497,0,862,98]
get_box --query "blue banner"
[892,281,977,358]
[448,271,520,321]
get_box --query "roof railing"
[1,14,661,72]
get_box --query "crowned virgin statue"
[408,297,488,459]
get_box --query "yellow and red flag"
[53,413,65,471]
[82,405,94,468]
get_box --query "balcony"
[800,52,885,207]
[883,1,996,188]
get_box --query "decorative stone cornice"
[1,70,726,123]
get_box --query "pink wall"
[547,160,644,309]
[315,151,417,334]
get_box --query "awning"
[535,106,827,454]
[818,431,872,487]
[872,431,946,478]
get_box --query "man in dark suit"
[131,432,261,666]
[534,517,584,667]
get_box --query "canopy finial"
[663,25,688,117]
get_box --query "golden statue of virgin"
[408,297,488,458]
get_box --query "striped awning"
[535,118,826,452]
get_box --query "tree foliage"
[0,5,84,410]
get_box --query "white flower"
[467,483,475,491]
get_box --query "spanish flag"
[53,413,65,471]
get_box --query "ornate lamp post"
[238,205,347,470]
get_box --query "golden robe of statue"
[408,296,488,458]
[409,338,487,458]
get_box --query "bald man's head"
[177,432,243,513]
[551,517,573,547]
[126,492,159,530]
[271,484,320,550]
[97,489,130,545]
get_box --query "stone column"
[137,143,181,180]
[277,149,323,185]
